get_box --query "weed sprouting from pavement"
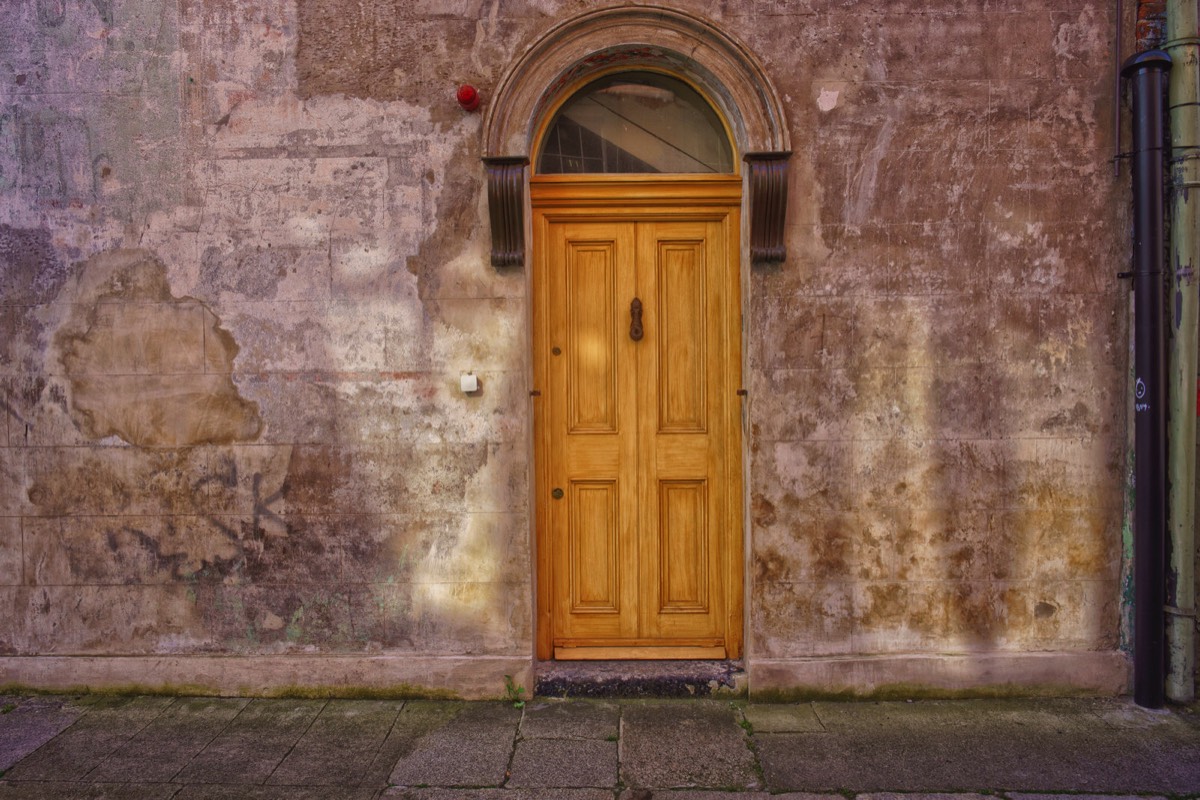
[503,675,526,708]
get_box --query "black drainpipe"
[1121,49,1172,710]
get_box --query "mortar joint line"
[165,696,250,784]
[810,699,829,732]
[263,698,328,786]
[616,702,626,791]
[500,702,524,788]
[81,695,179,783]
[362,698,407,788]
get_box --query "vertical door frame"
[530,176,744,661]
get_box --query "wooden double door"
[532,178,743,660]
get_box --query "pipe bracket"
[1164,604,1197,618]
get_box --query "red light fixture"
[457,84,480,112]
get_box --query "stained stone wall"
[0,0,1147,697]
[736,3,1125,682]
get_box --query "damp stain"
[1035,601,1059,619]
[53,249,262,447]
[754,548,787,583]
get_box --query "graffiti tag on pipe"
[1136,377,1150,412]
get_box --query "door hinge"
[737,389,748,397]
[530,390,541,397]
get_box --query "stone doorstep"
[534,659,746,698]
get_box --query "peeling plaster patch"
[1,225,71,375]
[199,244,291,301]
[817,88,840,113]
[404,132,486,304]
[0,225,69,304]
[53,249,262,447]
[295,0,521,107]
[845,117,896,228]
[1053,7,1102,69]
[470,0,502,76]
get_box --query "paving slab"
[0,696,86,772]
[856,795,996,800]
[87,697,249,783]
[361,701,456,788]
[174,786,378,799]
[507,737,617,788]
[755,728,1079,792]
[519,699,619,740]
[741,703,825,733]
[3,696,174,782]
[267,699,402,787]
[810,699,1100,735]
[1088,700,1200,733]
[1008,795,1170,800]
[0,782,181,799]
[757,699,1200,794]
[620,700,760,791]
[389,702,520,788]
[617,793,842,800]
[172,699,325,785]
[382,790,611,800]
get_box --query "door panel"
[534,193,741,660]
[568,480,620,612]
[566,240,618,433]
[655,239,707,433]
[657,479,709,611]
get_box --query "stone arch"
[482,5,791,159]
[482,5,792,265]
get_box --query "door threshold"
[555,645,726,661]
[534,658,745,698]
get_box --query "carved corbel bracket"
[744,151,791,263]
[483,156,529,267]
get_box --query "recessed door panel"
[569,480,620,612]
[656,240,707,433]
[566,241,618,433]
[657,479,709,612]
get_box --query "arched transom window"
[537,71,735,175]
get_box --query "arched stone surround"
[481,4,792,265]
[483,5,790,159]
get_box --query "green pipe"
[1165,0,1198,703]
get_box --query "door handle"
[630,297,644,341]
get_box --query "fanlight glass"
[537,71,734,175]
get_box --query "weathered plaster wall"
[1,0,533,696]
[740,3,1124,673]
[0,0,1133,695]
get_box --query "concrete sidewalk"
[0,694,1197,799]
